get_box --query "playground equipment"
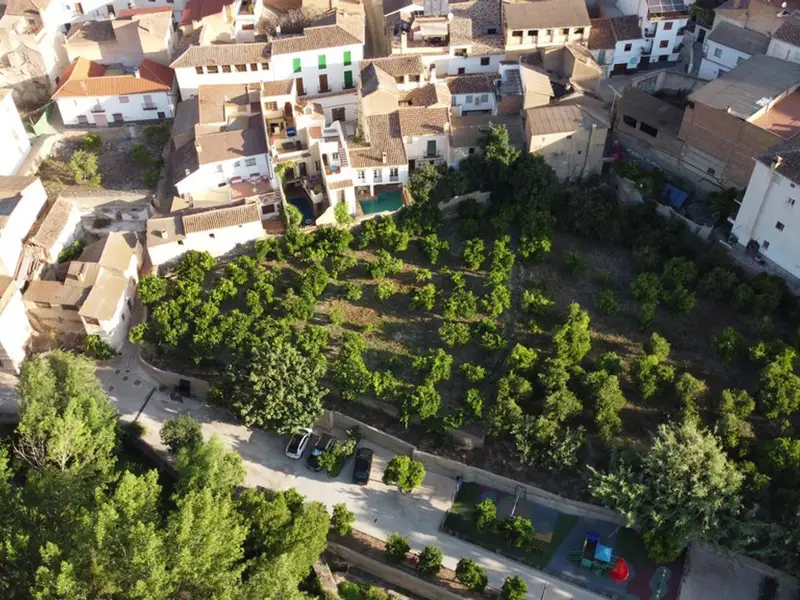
[510,485,527,517]
[609,558,630,583]
[569,532,629,581]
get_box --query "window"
[119,96,129,103]
[527,30,535,36]
[77,115,88,125]
[344,70,353,89]
[480,57,490,66]
[575,27,584,35]
[235,64,246,72]
[776,221,785,231]
[245,158,256,166]
[639,122,658,137]
[409,74,420,82]
[791,199,797,206]
[34,301,51,309]
[318,54,326,69]
[209,233,216,238]
[458,67,466,74]
[112,113,123,122]
[262,204,276,215]
[216,164,223,172]
[561,28,569,35]
[195,66,203,74]
[624,43,632,52]
[659,40,669,48]
[480,94,489,103]
[566,135,573,140]
[707,167,716,175]
[468,147,475,154]
[455,48,467,57]
[737,56,746,65]
[373,169,381,180]
[465,95,473,104]
[207,65,219,73]
[426,140,437,156]
[792,183,797,188]
[394,76,404,84]
[343,50,351,66]
[296,78,305,96]
[545,28,552,35]
[84,317,99,326]
[293,58,301,73]
[663,21,673,30]
[622,115,638,128]
[319,73,329,92]
[487,27,496,34]
[233,161,241,167]
[265,101,278,111]
[762,240,770,250]
[358,170,366,181]
[261,63,269,70]
[178,240,184,245]
[390,167,399,180]
[250,63,257,70]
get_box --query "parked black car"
[352,447,373,485]
[306,434,334,471]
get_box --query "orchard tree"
[161,415,203,454]
[758,349,800,420]
[584,370,627,439]
[552,302,592,364]
[463,238,485,270]
[589,420,743,562]
[382,455,426,492]
[332,332,372,402]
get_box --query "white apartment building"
[698,21,769,80]
[147,202,266,267]
[767,15,800,64]
[587,16,648,76]
[53,57,178,126]
[502,0,591,54]
[170,43,273,98]
[731,137,800,280]
[0,276,33,374]
[0,91,32,176]
[609,0,689,66]
[0,176,48,278]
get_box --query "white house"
[23,231,141,350]
[146,201,265,267]
[25,196,81,264]
[170,43,273,99]
[445,73,497,115]
[587,16,648,76]
[0,91,32,176]
[610,0,689,66]
[502,0,591,53]
[731,137,800,280]
[698,21,769,80]
[0,176,47,278]
[0,275,32,373]
[449,113,525,164]
[398,105,450,168]
[767,15,800,65]
[53,57,177,126]
[351,112,410,197]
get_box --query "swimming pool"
[288,197,315,225]
[359,189,404,215]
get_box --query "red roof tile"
[53,57,174,98]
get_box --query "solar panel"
[646,0,686,13]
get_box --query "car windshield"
[311,449,322,456]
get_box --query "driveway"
[95,359,604,600]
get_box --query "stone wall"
[138,354,211,400]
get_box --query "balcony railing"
[90,106,104,113]
[389,175,399,182]
[142,104,157,111]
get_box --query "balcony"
[90,105,104,113]
[142,104,157,111]
[389,175,399,182]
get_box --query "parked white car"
[285,428,314,459]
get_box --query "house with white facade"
[587,16,648,76]
[179,0,243,42]
[25,196,81,264]
[502,0,591,56]
[351,112,411,198]
[0,275,33,374]
[0,0,70,98]
[449,113,524,163]
[698,20,769,80]
[0,91,32,176]
[604,0,689,66]
[65,7,177,69]
[767,14,800,64]
[146,201,265,268]
[387,0,506,77]
[731,135,800,280]
[53,57,177,125]
[445,73,497,115]
[170,43,273,99]
[23,231,141,350]
[0,176,48,278]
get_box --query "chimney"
[275,24,281,38]
[772,156,784,170]
[401,30,408,51]
[134,68,140,78]
[160,229,168,239]
[185,168,190,176]
[381,151,387,164]
[429,65,437,82]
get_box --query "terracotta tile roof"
[181,0,236,25]
[198,83,259,123]
[360,55,423,78]
[0,176,38,197]
[66,20,116,43]
[350,113,407,167]
[503,0,590,30]
[5,0,49,16]
[404,83,451,107]
[445,73,494,95]
[450,114,525,147]
[588,18,615,50]
[117,6,172,16]
[610,15,642,42]
[170,43,271,68]
[53,58,174,98]
[398,106,449,136]
[756,135,800,185]
[361,64,399,97]
[270,9,364,54]
[448,0,504,55]
[79,270,129,321]
[27,197,75,251]
[24,280,90,307]
[194,116,268,164]
[328,179,354,189]
[259,78,294,97]
[77,231,139,273]
[182,201,261,233]
[774,15,800,46]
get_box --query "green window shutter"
[427,140,436,156]
[293,58,301,73]
[344,70,353,89]
[344,51,352,66]
[318,55,326,69]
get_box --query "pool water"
[288,197,315,225]
[360,189,404,215]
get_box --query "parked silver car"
[285,428,313,459]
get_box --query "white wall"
[767,38,800,65]
[83,277,134,351]
[175,152,270,196]
[314,92,359,123]
[403,134,448,163]
[57,90,176,125]
[613,39,648,72]
[451,91,495,115]
[0,288,32,373]
[0,92,31,176]
[149,220,265,267]
[732,162,800,278]
[60,0,129,23]
[649,17,686,63]
[0,179,46,275]
[271,43,363,97]
[528,126,607,181]
[698,40,749,80]
[43,204,81,263]
[429,53,504,76]
[174,62,273,99]
[355,165,409,191]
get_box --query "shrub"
[57,239,85,263]
[631,273,662,303]
[382,455,426,492]
[83,334,117,359]
[638,301,657,331]
[489,236,515,283]
[143,123,170,146]
[443,289,477,320]
[552,302,591,364]
[500,516,536,549]
[646,332,671,360]
[372,370,404,401]
[674,372,706,418]
[376,281,396,300]
[475,498,497,531]
[664,285,696,315]
[329,307,344,325]
[413,348,453,384]
[463,238,485,270]
[411,283,437,311]
[385,533,411,562]
[712,327,745,364]
[585,370,627,439]
[460,362,486,382]
[564,250,586,275]
[758,349,800,420]
[597,351,622,374]
[721,388,755,420]
[298,263,329,297]
[160,415,203,454]
[633,245,660,272]
[501,575,528,600]
[344,282,363,301]
[506,343,538,372]
[632,351,675,401]
[414,268,433,282]
[69,149,101,185]
[420,233,449,265]
[131,143,153,168]
[367,250,403,279]
[332,333,371,401]
[401,383,441,424]
[456,558,488,592]
[474,320,506,351]
[463,388,483,419]
[481,283,511,318]
[335,200,354,226]
[661,257,698,289]
[142,163,161,188]
[699,267,739,300]
[331,503,355,535]
[514,415,585,472]
[81,132,101,151]
[521,289,554,315]
[439,321,471,347]
[596,289,619,316]
[416,546,443,577]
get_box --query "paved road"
[94,355,603,600]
